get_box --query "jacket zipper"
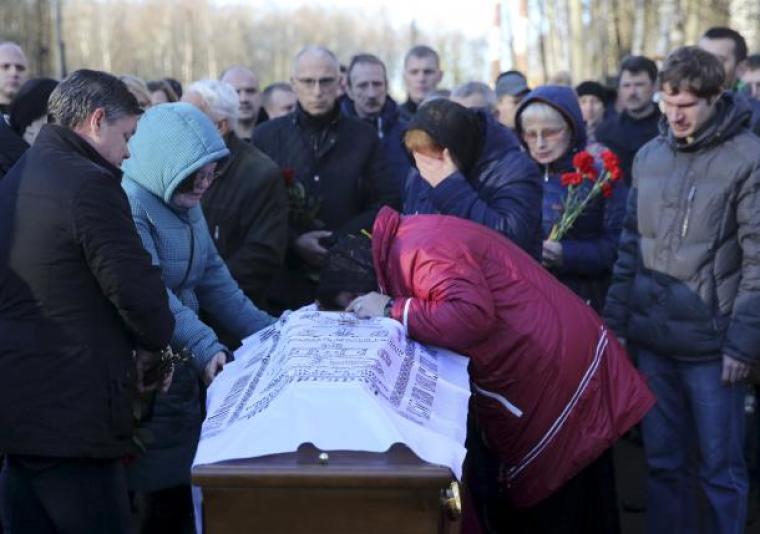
[472,383,523,417]
[681,185,696,238]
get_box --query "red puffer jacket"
[373,207,654,507]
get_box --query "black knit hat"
[9,78,59,136]
[406,99,485,175]
[317,235,377,310]
[575,81,608,104]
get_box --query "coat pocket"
[472,383,523,417]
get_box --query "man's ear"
[435,70,444,85]
[89,108,107,137]
[74,107,106,140]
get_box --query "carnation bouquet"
[548,149,623,241]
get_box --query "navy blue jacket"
[515,85,628,309]
[595,106,661,186]
[403,110,543,258]
[341,96,412,194]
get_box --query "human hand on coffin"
[346,291,391,319]
[203,351,231,385]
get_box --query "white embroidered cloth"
[192,306,470,478]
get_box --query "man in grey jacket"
[604,46,760,533]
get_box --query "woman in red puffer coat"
[321,206,653,533]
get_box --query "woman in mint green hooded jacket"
[122,103,275,527]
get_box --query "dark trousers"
[130,485,195,534]
[1,455,131,534]
[465,421,620,534]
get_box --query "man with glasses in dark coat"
[253,45,400,313]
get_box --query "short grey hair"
[517,101,567,128]
[451,81,497,109]
[292,45,340,76]
[262,82,294,106]
[48,69,142,128]
[186,79,239,122]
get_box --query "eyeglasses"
[194,169,220,187]
[294,77,338,90]
[521,126,566,144]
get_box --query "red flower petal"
[572,151,595,174]
[561,172,582,187]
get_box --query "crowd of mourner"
[2,23,760,534]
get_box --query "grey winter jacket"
[604,92,760,363]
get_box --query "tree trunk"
[568,0,585,83]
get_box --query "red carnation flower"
[585,167,599,182]
[572,151,595,175]
[601,150,621,173]
[610,167,623,182]
[560,172,583,187]
[601,181,613,198]
[282,167,295,187]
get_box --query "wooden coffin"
[192,443,461,534]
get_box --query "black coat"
[0,125,174,459]
[0,117,28,180]
[201,132,288,309]
[252,104,401,310]
[595,106,661,187]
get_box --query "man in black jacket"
[253,46,400,312]
[398,45,443,122]
[699,26,760,134]
[0,69,175,534]
[595,56,661,186]
[183,79,288,313]
[342,53,412,192]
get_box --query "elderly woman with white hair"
[182,79,288,316]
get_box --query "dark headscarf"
[317,235,377,310]
[9,78,59,136]
[406,99,485,175]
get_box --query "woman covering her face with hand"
[401,98,543,259]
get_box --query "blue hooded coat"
[402,109,543,258]
[122,103,275,491]
[515,85,628,310]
